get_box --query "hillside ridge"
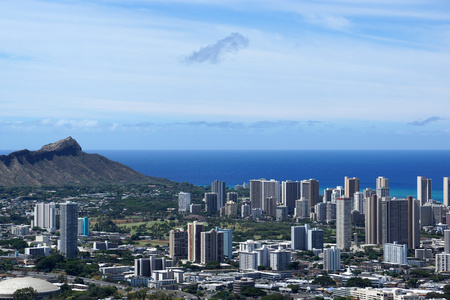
[0,137,170,187]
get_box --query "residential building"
[169,229,188,261]
[436,253,450,273]
[444,177,450,207]
[178,192,191,213]
[376,176,390,198]
[77,217,89,236]
[282,180,300,213]
[324,246,340,272]
[417,176,432,205]
[60,202,78,258]
[188,221,203,262]
[212,180,226,209]
[336,197,352,249]
[201,229,224,264]
[383,242,407,265]
[205,192,218,213]
[33,202,56,233]
[344,177,360,199]
[216,227,233,259]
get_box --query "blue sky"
[1,0,450,150]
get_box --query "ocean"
[1,149,448,201]
[88,150,449,202]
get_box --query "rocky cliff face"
[0,137,167,187]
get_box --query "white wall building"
[178,192,191,213]
[384,243,407,265]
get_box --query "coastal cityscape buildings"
[5,173,450,298]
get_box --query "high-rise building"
[353,191,365,213]
[282,180,301,214]
[331,186,345,203]
[291,225,309,250]
[336,197,352,249]
[300,179,319,210]
[264,196,277,218]
[365,195,382,245]
[188,221,203,262]
[169,229,188,261]
[417,176,432,205]
[383,242,407,265]
[323,188,333,203]
[33,202,56,233]
[225,201,238,217]
[294,198,309,219]
[436,253,450,273]
[250,180,263,210]
[382,198,408,245]
[178,192,191,213]
[60,202,78,258]
[307,227,324,250]
[315,202,327,222]
[201,229,224,264]
[445,230,450,253]
[269,249,291,271]
[77,217,89,236]
[344,177,360,199]
[276,206,288,221]
[205,192,218,213]
[363,188,376,200]
[326,202,336,222]
[216,227,233,259]
[227,192,238,203]
[212,180,226,209]
[407,196,420,249]
[444,177,450,207]
[376,176,390,198]
[241,203,251,218]
[262,179,280,211]
[323,246,341,272]
[291,225,323,250]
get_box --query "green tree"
[344,277,372,288]
[13,287,37,300]
[205,260,220,269]
[1,259,13,272]
[241,286,266,297]
[312,275,336,287]
[261,294,292,300]
[287,284,300,293]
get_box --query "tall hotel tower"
[282,181,300,214]
[417,176,432,205]
[344,177,360,199]
[60,202,78,258]
[444,177,450,207]
[188,221,204,262]
[336,197,352,249]
[376,176,390,198]
[211,180,226,209]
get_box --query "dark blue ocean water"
[87,150,450,202]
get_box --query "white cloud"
[303,14,352,31]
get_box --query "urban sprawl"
[1,176,450,299]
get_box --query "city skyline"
[1,1,450,150]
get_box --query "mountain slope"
[0,137,170,187]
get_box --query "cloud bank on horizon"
[1,0,450,150]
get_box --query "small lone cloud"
[408,116,442,126]
[184,33,249,64]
